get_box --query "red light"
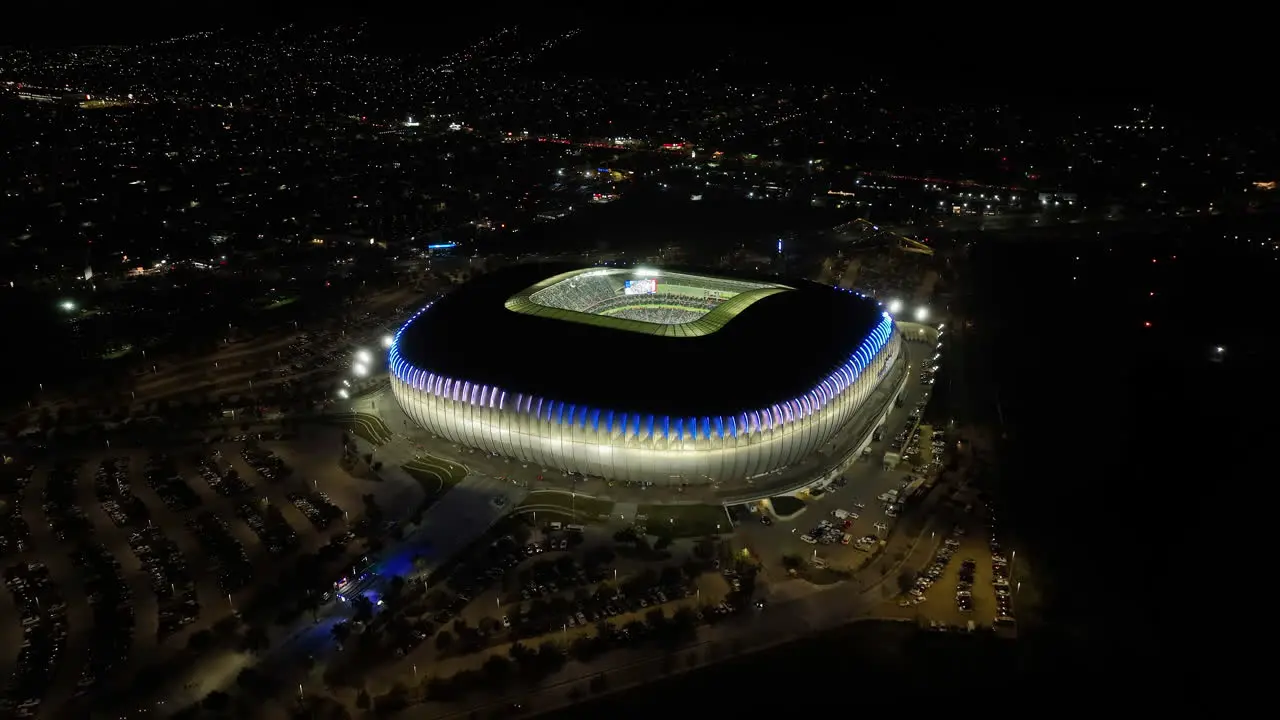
[1151,258,1157,263]
[1149,292,1155,297]
[1144,321,1152,328]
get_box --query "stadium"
[388,264,906,486]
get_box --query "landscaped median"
[332,411,394,445]
[636,504,731,538]
[401,453,469,513]
[515,491,615,523]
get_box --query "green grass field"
[401,452,469,512]
[515,491,614,523]
[336,412,393,445]
[636,503,730,538]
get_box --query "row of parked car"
[2,562,69,718]
[186,512,254,593]
[92,459,149,530]
[0,487,32,556]
[197,455,254,497]
[239,448,285,483]
[287,491,344,530]
[988,511,1015,625]
[45,464,93,542]
[235,501,298,555]
[125,526,201,638]
[143,454,202,512]
[70,543,136,699]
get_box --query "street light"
[914,306,929,322]
[381,334,394,349]
[887,299,903,315]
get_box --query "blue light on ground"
[376,552,415,578]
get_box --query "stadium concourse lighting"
[914,306,929,322]
[355,349,373,365]
[60,300,76,312]
[381,334,394,349]
[887,299,903,315]
[353,364,369,378]
[337,388,349,399]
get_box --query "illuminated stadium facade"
[388,265,905,485]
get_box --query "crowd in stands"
[529,272,768,314]
[529,274,619,311]
[606,306,706,324]
[592,293,719,325]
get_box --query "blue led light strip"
[388,300,895,441]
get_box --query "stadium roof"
[395,263,887,417]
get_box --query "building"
[389,264,904,486]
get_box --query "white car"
[502,615,511,628]
[799,535,817,545]
[852,501,866,509]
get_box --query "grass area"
[800,566,853,586]
[515,491,614,523]
[402,452,469,513]
[769,495,807,517]
[336,411,393,445]
[262,295,300,310]
[637,503,730,538]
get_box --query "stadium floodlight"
[337,388,349,399]
[355,349,373,365]
[633,266,658,277]
[353,364,369,378]
[381,334,394,349]
[914,306,929,322]
[887,299,903,315]
[60,300,76,312]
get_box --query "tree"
[659,566,683,587]
[356,689,370,709]
[187,629,214,653]
[509,641,533,664]
[201,691,231,712]
[435,630,454,652]
[896,570,917,595]
[331,622,351,645]
[240,625,268,653]
[654,534,673,551]
[645,607,667,630]
[781,554,803,571]
[351,595,374,624]
[482,654,514,686]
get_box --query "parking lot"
[334,517,756,695]
[0,434,375,716]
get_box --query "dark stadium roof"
[394,263,887,417]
